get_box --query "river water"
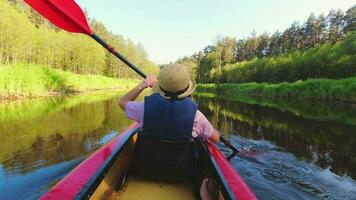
[0,91,355,199]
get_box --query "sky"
[76,0,355,64]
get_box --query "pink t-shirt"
[125,101,214,139]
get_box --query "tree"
[315,14,327,44]
[281,28,292,52]
[344,5,356,33]
[303,13,318,48]
[217,36,236,65]
[234,39,247,62]
[245,31,258,59]
[289,21,303,49]
[256,32,270,57]
[327,9,345,43]
[269,31,282,55]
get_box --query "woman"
[119,63,220,143]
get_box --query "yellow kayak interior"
[115,175,194,200]
[88,134,197,200]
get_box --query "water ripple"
[220,135,356,200]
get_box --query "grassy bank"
[197,77,356,102]
[0,64,139,99]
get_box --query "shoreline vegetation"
[197,77,356,103]
[207,33,355,84]
[1,64,355,103]
[0,64,139,100]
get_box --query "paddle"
[220,135,240,160]
[25,0,241,157]
[24,0,146,78]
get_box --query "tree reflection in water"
[194,94,356,179]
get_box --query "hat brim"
[152,79,197,99]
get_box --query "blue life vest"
[143,93,198,141]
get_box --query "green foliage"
[197,77,356,102]
[344,6,356,32]
[0,64,139,98]
[0,0,158,78]
[206,33,356,83]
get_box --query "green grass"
[197,77,356,102]
[0,64,139,99]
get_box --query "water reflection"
[0,91,133,200]
[1,91,355,200]
[194,95,356,199]
[194,95,356,179]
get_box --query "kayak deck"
[115,175,195,200]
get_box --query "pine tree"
[344,5,356,33]
[327,9,345,43]
[256,32,270,57]
[304,13,318,48]
[315,14,327,44]
[234,39,247,62]
[269,31,282,55]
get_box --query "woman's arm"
[119,75,157,110]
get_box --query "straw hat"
[153,64,196,100]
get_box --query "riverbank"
[0,64,139,100]
[197,77,356,103]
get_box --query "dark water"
[0,92,355,199]
[195,95,356,200]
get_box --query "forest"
[177,6,355,84]
[0,0,158,79]
[0,0,355,100]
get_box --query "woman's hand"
[119,75,158,110]
[142,75,158,88]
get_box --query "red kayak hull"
[41,123,257,200]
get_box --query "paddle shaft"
[91,33,147,78]
[220,136,239,153]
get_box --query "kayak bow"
[41,123,256,200]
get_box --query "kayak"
[40,123,257,200]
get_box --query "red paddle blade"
[25,0,92,35]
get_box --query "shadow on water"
[0,91,133,200]
[194,94,356,200]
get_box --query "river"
[0,91,355,199]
